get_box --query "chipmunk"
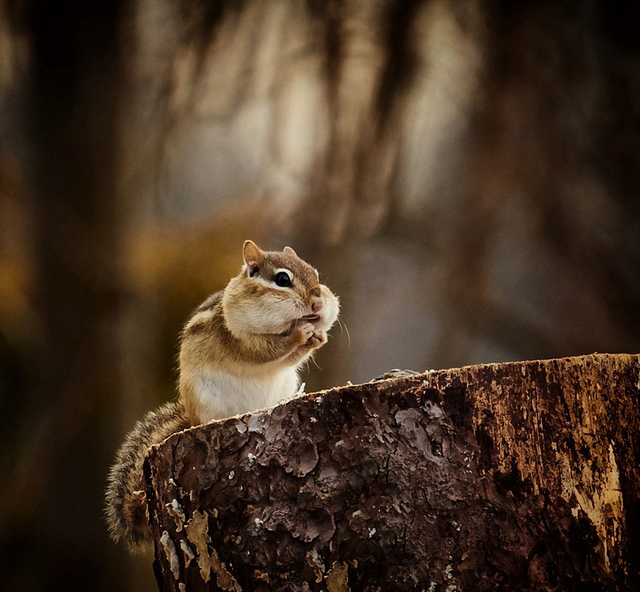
[105,240,339,549]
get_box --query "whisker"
[337,318,351,346]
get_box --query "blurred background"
[1,0,639,590]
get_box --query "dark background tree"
[1,1,130,591]
[0,1,639,590]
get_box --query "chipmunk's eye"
[273,271,292,288]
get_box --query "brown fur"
[105,402,190,550]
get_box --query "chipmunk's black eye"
[273,271,292,288]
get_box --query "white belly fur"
[194,366,300,423]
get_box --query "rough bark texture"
[146,353,640,591]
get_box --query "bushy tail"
[105,401,190,550]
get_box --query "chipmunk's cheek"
[316,298,339,331]
[311,309,334,331]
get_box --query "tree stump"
[145,353,640,591]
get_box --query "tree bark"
[145,353,640,591]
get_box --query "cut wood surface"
[146,353,640,591]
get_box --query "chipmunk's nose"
[311,297,323,313]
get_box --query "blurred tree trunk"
[147,353,639,591]
[0,1,130,591]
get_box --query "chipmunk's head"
[222,240,339,336]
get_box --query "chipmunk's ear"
[243,240,265,268]
[283,246,297,257]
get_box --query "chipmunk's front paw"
[294,322,316,345]
[305,330,327,349]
